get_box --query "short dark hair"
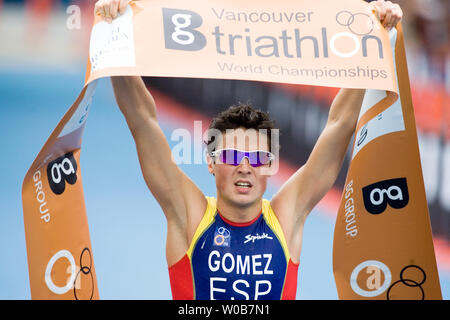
[205,103,277,154]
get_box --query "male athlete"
[94,0,403,299]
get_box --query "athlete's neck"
[216,196,262,224]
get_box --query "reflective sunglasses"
[210,149,275,167]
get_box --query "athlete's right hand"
[94,0,131,23]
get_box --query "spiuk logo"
[47,152,78,195]
[244,232,273,244]
[213,226,230,247]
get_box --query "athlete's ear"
[206,153,215,176]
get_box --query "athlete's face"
[207,128,274,207]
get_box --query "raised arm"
[95,0,208,264]
[272,89,365,221]
[272,0,403,259]
[111,76,207,262]
[112,77,204,210]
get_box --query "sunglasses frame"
[209,148,275,167]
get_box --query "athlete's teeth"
[236,182,251,187]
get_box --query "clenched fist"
[94,0,135,23]
[371,0,403,30]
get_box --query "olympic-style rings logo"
[386,265,426,300]
[214,227,230,246]
[336,10,375,36]
[73,248,95,300]
[45,247,95,300]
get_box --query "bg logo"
[362,178,409,214]
[162,8,206,51]
[47,152,78,195]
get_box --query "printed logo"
[58,82,97,138]
[362,177,409,214]
[386,265,426,300]
[213,226,230,247]
[244,232,273,244]
[351,261,427,299]
[47,152,78,195]
[162,8,207,51]
[336,10,375,37]
[356,123,368,147]
[45,247,95,300]
[350,260,392,297]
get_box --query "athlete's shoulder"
[205,196,217,210]
[186,196,217,257]
[196,196,217,225]
[262,198,275,215]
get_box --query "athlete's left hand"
[371,0,403,30]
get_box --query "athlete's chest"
[190,214,288,300]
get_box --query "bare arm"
[112,76,206,217]
[111,77,207,262]
[272,0,403,260]
[272,88,365,222]
[96,0,207,265]
[273,0,404,220]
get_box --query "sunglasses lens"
[221,149,240,165]
[217,150,273,167]
[249,151,271,167]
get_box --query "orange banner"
[22,83,99,299]
[22,0,440,299]
[332,25,442,299]
[85,0,398,91]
